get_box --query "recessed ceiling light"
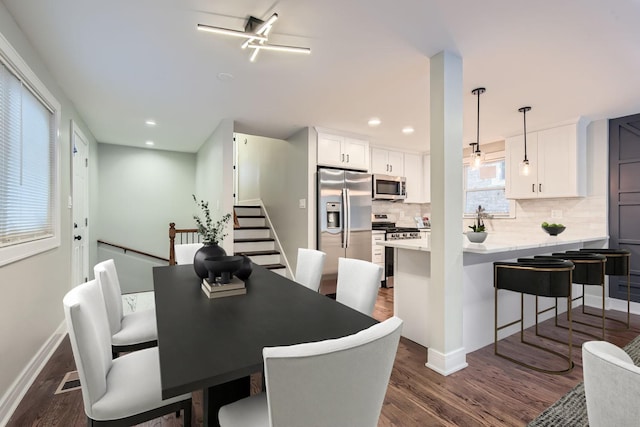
[402,126,414,135]
[368,118,381,127]
[145,119,156,126]
[145,141,155,146]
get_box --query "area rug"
[527,334,640,426]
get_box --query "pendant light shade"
[518,106,532,176]
[469,87,486,169]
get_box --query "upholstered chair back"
[336,257,383,316]
[174,243,203,265]
[63,279,112,418]
[294,248,326,292]
[94,259,123,336]
[263,316,403,427]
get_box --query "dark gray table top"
[153,264,378,399]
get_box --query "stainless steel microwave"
[372,174,406,200]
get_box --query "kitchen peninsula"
[378,233,609,354]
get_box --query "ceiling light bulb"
[368,118,381,127]
[472,151,484,169]
[145,119,156,126]
[145,141,154,146]
[402,126,414,134]
[246,43,310,54]
[519,159,530,176]
[196,24,268,42]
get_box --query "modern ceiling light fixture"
[469,87,486,170]
[368,117,381,127]
[518,106,532,176]
[198,13,310,62]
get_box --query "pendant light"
[518,106,532,176]
[469,87,486,169]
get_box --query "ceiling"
[3,0,640,153]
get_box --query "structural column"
[426,51,466,375]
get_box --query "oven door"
[373,174,406,200]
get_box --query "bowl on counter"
[542,225,566,236]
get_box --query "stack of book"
[201,276,246,299]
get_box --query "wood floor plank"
[7,287,640,426]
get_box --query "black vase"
[193,243,226,279]
[234,255,253,280]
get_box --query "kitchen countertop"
[377,232,609,254]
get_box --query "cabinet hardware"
[341,153,345,162]
[390,164,393,172]
[539,183,542,192]
[386,164,389,172]
[532,184,535,193]
[347,154,350,163]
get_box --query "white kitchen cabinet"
[371,148,404,176]
[317,133,369,171]
[403,152,425,203]
[505,119,587,199]
[372,232,385,269]
[422,154,431,203]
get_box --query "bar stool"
[494,258,575,374]
[579,248,632,330]
[537,252,607,340]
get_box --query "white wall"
[0,3,98,410]
[196,119,235,255]
[96,143,197,291]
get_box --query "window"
[0,33,60,266]
[463,153,515,218]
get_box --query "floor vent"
[54,371,81,394]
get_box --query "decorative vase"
[466,231,488,243]
[193,243,226,279]
[234,255,253,280]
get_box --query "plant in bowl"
[466,205,488,243]
[191,195,232,278]
[541,222,566,236]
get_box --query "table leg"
[202,376,251,427]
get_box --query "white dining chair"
[174,242,203,265]
[582,340,640,427]
[63,279,192,426]
[294,248,326,292]
[336,257,383,316]
[218,316,403,427]
[94,259,157,357]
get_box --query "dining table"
[153,263,378,426]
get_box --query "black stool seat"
[495,259,574,297]
[493,258,575,374]
[578,249,630,276]
[539,253,607,286]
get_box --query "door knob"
[74,235,82,241]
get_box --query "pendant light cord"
[518,106,532,161]
[472,88,485,154]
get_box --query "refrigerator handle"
[345,188,351,248]
[341,188,348,248]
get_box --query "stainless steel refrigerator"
[318,168,372,281]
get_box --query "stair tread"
[236,215,265,218]
[234,205,261,208]
[234,250,280,256]
[263,263,286,270]
[234,237,274,243]
[235,226,270,230]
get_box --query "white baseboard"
[425,346,468,376]
[0,321,67,427]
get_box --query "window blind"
[0,62,55,247]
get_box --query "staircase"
[233,205,287,276]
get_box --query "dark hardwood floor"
[8,285,640,426]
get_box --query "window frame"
[462,150,516,219]
[0,31,61,267]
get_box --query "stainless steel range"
[372,214,421,287]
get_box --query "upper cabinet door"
[317,133,345,168]
[403,152,423,203]
[537,124,581,198]
[343,137,370,171]
[505,133,538,199]
[422,154,431,203]
[370,148,404,175]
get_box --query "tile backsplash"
[372,201,431,227]
[464,194,606,236]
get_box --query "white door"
[71,121,89,286]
